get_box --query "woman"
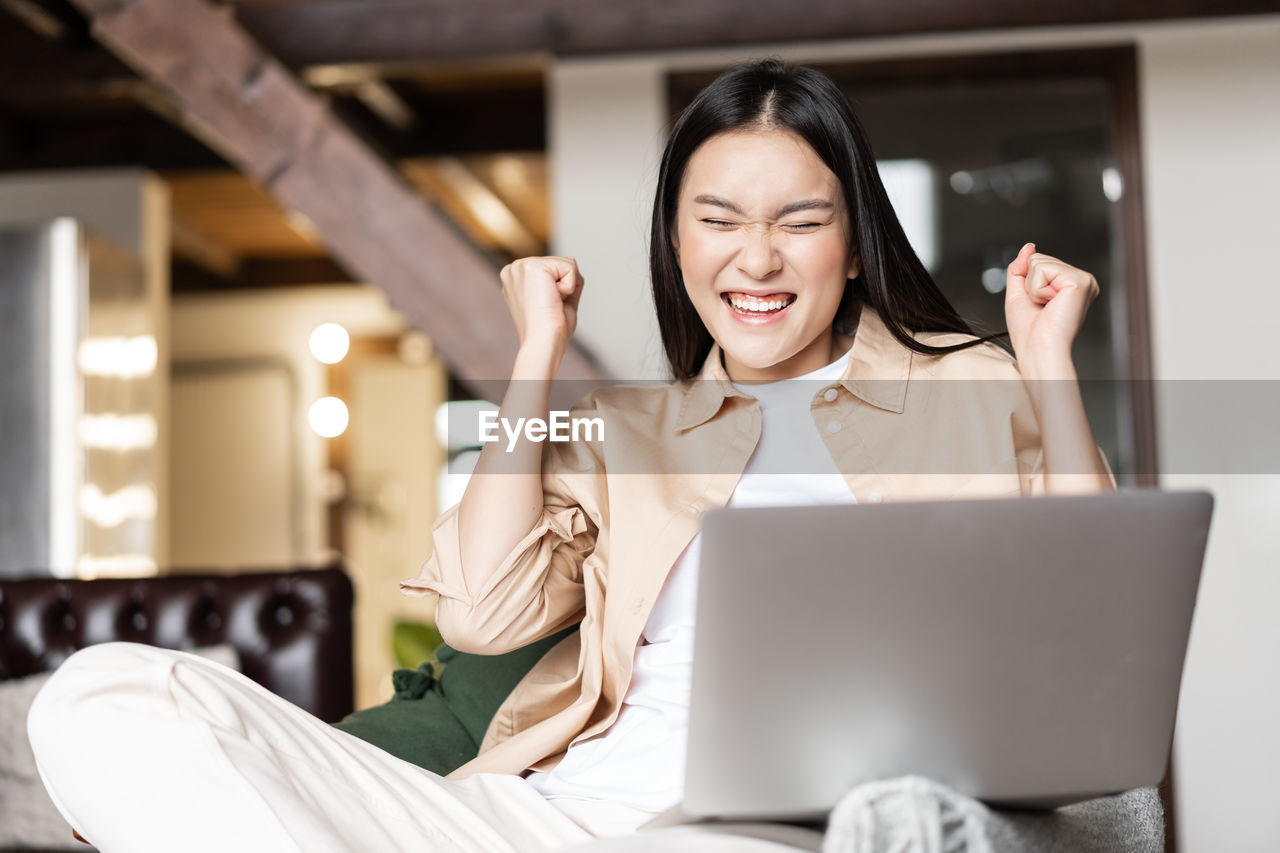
[29,59,1110,852]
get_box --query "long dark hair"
[650,58,1001,380]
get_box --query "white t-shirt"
[526,344,859,810]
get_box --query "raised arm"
[401,257,593,653]
[457,256,585,581]
[1004,243,1115,495]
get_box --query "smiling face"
[674,129,860,382]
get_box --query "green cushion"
[332,626,576,776]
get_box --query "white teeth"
[728,295,791,313]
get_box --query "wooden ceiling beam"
[427,157,543,259]
[232,0,1280,67]
[0,83,544,171]
[349,79,416,131]
[68,0,603,392]
[170,212,241,278]
[0,12,544,162]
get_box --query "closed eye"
[782,223,822,233]
[701,218,736,229]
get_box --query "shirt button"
[823,388,838,402]
[868,493,883,503]
[827,421,842,434]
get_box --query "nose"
[736,226,782,280]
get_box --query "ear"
[670,226,681,269]
[846,246,861,280]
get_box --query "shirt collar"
[675,302,911,432]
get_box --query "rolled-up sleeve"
[400,396,603,654]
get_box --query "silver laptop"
[676,489,1212,822]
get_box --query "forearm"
[1019,352,1114,495]
[456,342,562,587]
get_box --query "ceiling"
[0,0,552,292]
[164,153,550,289]
[1,0,1270,293]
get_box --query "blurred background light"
[76,554,158,579]
[309,396,349,437]
[80,413,157,451]
[1101,166,1124,202]
[309,322,350,364]
[949,170,975,195]
[981,266,1007,294]
[80,483,157,528]
[78,335,158,378]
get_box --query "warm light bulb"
[310,323,350,364]
[309,396,349,438]
[78,335,158,378]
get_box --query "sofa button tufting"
[260,592,310,639]
[45,599,76,635]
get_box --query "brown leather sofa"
[0,565,355,722]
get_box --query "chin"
[729,350,787,369]
[720,342,795,371]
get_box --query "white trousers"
[28,642,821,853]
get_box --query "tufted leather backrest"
[0,566,354,722]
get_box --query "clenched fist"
[1004,242,1100,369]
[500,256,585,366]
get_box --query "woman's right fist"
[499,256,584,357]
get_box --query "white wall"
[1140,20,1280,852]
[550,15,1280,850]
[550,60,668,380]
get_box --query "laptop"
[664,489,1212,824]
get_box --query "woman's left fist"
[1003,242,1100,364]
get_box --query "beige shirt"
[401,304,1055,780]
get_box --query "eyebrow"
[692,194,835,217]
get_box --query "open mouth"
[723,292,797,317]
